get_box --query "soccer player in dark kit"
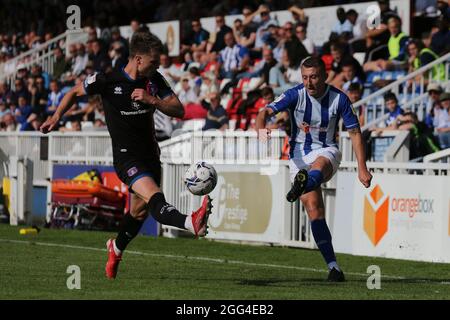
[40,32,212,279]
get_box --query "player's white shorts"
[289,145,342,183]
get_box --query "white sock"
[184,215,194,233]
[112,239,122,256]
[327,261,340,271]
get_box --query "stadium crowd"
[0,0,449,159]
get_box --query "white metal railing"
[0,30,88,88]
[423,148,450,163]
[353,51,450,128]
[0,131,113,186]
[160,129,286,165]
[339,130,409,162]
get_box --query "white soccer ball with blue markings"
[184,161,217,195]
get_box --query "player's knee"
[130,208,148,221]
[303,202,324,220]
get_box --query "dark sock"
[304,170,324,193]
[310,218,337,266]
[115,214,145,251]
[148,192,187,229]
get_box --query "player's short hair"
[301,56,326,75]
[129,31,164,57]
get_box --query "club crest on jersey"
[127,167,138,177]
[146,81,158,96]
[131,101,140,110]
[301,122,310,134]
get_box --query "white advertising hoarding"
[207,164,291,244]
[334,172,450,263]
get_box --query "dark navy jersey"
[83,68,174,162]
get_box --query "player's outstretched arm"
[40,82,86,134]
[348,126,372,188]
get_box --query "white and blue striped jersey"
[268,84,359,158]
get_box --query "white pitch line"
[1,238,449,285]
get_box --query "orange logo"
[364,185,389,246]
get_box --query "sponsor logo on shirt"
[114,86,122,95]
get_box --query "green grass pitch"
[0,224,449,299]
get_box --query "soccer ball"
[184,161,217,195]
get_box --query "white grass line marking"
[1,238,448,285]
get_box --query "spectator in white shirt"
[158,53,181,88]
[177,76,199,106]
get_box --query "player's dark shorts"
[113,155,161,192]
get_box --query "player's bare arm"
[347,126,372,188]
[40,82,86,134]
[131,88,184,118]
[256,107,274,140]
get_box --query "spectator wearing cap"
[425,83,443,129]
[202,92,228,131]
[46,80,64,118]
[435,92,450,149]
[177,76,199,106]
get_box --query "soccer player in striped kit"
[257,56,372,282]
